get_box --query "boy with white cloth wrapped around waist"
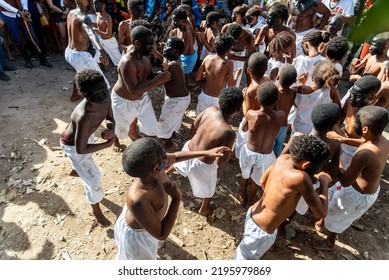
[282,103,342,217]
[158,37,191,148]
[60,69,115,227]
[174,87,243,216]
[195,33,241,115]
[312,106,389,251]
[234,135,332,259]
[238,82,285,209]
[111,26,171,152]
[93,0,121,66]
[114,138,229,259]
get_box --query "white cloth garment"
[174,141,218,198]
[111,89,158,138]
[94,35,122,66]
[296,181,321,215]
[114,206,159,260]
[60,134,104,204]
[158,95,190,139]
[196,90,219,115]
[233,206,277,260]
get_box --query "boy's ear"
[301,160,311,170]
[246,67,251,75]
[362,125,369,134]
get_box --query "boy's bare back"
[201,55,234,98]
[163,61,189,98]
[252,154,324,233]
[189,107,235,164]
[246,109,285,154]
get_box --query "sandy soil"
[1,54,388,260]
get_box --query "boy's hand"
[100,50,109,66]
[206,146,230,158]
[101,128,115,140]
[298,73,308,85]
[163,181,182,200]
[315,172,332,185]
[156,70,171,83]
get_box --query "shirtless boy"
[234,135,331,259]
[221,23,256,87]
[282,103,342,216]
[313,106,389,251]
[289,0,331,56]
[158,37,191,148]
[171,7,197,78]
[349,32,389,82]
[118,0,145,53]
[111,26,171,151]
[174,87,243,216]
[114,137,229,259]
[65,0,110,102]
[255,2,296,57]
[239,82,286,208]
[235,52,270,170]
[195,33,240,114]
[60,69,115,227]
[329,75,382,168]
[93,0,121,66]
[273,65,297,156]
[197,11,220,60]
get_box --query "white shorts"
[94,36,122,66]
[114,206,159,260]
[235,118,248,159]
[239,144,276,185]
[174,141,218,198]
[296,181,320,215]
[60,134,104,204]
[158,95,190,139]
[295,28,315,57]
[111,89,158,138]
[233,207,277,260]
[324,183,380,234]
[196,91,219,115]
[64,47,110,89]
[340,143,358,169]
[231,50,245,87]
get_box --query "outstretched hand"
[206,146,230,158]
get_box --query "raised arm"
[131,181,181,240]
[80,15,109,65]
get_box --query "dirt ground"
[1,54,388,260]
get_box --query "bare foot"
[69,169,79,177]
[113,143,127,153]
[70,95,83,102]
[198,202,217,217]
[311,239,335,251]
[92,204,112,228]
[315,219,324,232]
[238,193,247,208]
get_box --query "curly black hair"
[302,30,331,47]
[326,36,349,61]
[248,52,268,78]
[172,7,188,20]
[279,64,297,87]
[311,103,341,133]
[219,87,243,115]
[269,31,294,55]
[75,69,107,97]
[215,33,234,55]
[269,2,289,23]
[130,19,152,30]
[289,135,330,173]
[256,81,278,106]
[206,11,220,27]
[130,25,153,44]
[352,75,382,97]
[226,23,243,40]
